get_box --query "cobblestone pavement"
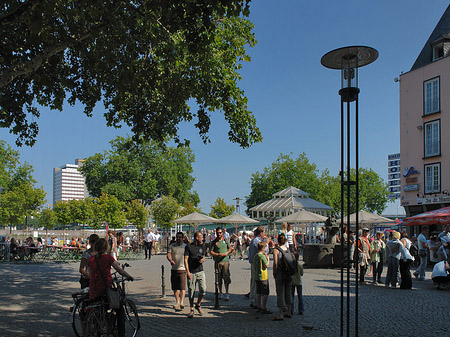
[0,255,448,337]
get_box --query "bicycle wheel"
[122,299,140,337]
[85,304,106,337]
[72,298,86,337]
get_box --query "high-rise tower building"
[53,158,88,204]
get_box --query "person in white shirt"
[143,229,155,260]
[431,260,450,289]
[153,229,161,255]
[413,227,428,280]
[286,223,297,252]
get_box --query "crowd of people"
[163,224,304,320]
[340,224,450,290]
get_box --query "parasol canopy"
[172,212,217,231]
[340,210,395,225]
[275,209,328,224]
[402,206,450,226]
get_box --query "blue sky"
[1,0,448,214]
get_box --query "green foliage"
[150,196,180,230]
[0,141,46,227]
[38,208,57,231]
[1,1,261,148]
[53,200,76,226]
[209,197,235,219]
[80,136,197,205]
[246,153,390,216]
[179,201,202,217]
[126,199,149,232]
[96,193,127,229]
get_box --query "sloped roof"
[273,186,310,198]
[250,187,333,213]
[411,4,450,71]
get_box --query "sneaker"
[224,294,230,301]
[187,310,194,318]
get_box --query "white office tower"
[53,158,88,204]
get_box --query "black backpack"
[276,247,297,279]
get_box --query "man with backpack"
[272,233,296,320]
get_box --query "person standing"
[108,231,117,260]
[210,227,233,301]
[184,231,207,318]
[272,233,292,320]
[143,229,154,260]
[153,229,161,255]
[400,232,414,289]
[167,232,187,310]
[370,231,385,284]
[357,228,371,284]
[253,241,270,314]
[290,251,304,315]
[79,234,99,289]
[286,223,297,252]
[248,226,268,308]
[385,231,402,288]
[414,227,429,280]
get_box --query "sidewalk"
[0,255,447,336]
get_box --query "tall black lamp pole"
[321,46,378,337]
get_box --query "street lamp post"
[321,46,378,337]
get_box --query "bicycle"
[71,263,140,337]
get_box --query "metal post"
[161,265,166,298]
[214,263,220,309]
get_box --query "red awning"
[402,206,450,226]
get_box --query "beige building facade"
[400,5,450,216]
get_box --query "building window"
[424,120,440,157]
[424,163,440,194]
[424,77,440,115]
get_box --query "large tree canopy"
[1,0,261,148]
[246,153,390,216]
[80,136,197,205]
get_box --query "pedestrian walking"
[143,229,154,260]
[370,231,385,284]
[248,226,268,308]
[184,231,207,318]
[358,228,371,284]
[399,232,414,289]
[210,227,233,300]
[167,231,187,311]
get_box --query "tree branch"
[0,0,41,25]
[0,30,97,89]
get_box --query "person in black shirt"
[184,231,206,318]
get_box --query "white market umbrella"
[216,213,259,233]
[276,209,328,224]
[341,210,395,226]
[172,212,217,231]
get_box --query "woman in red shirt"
[88,238,133,300]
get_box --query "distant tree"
[246,153,322,212]
[0,141,46,232]
[96,193,127,230]
[150,196,180,231]
[80,136,198,205]
[179,201,202,217]
[1,1,261,148]
[126,199,149,235]
[37,208,57,238]
[246,153,390,216]
[209,197,235,219]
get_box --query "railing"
[0,243,145,263]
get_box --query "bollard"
[161,265,166,298]
[214,264,219,309]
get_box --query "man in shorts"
[210,227,234,301]
[184,231,206,318]
[167,231,187,310]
